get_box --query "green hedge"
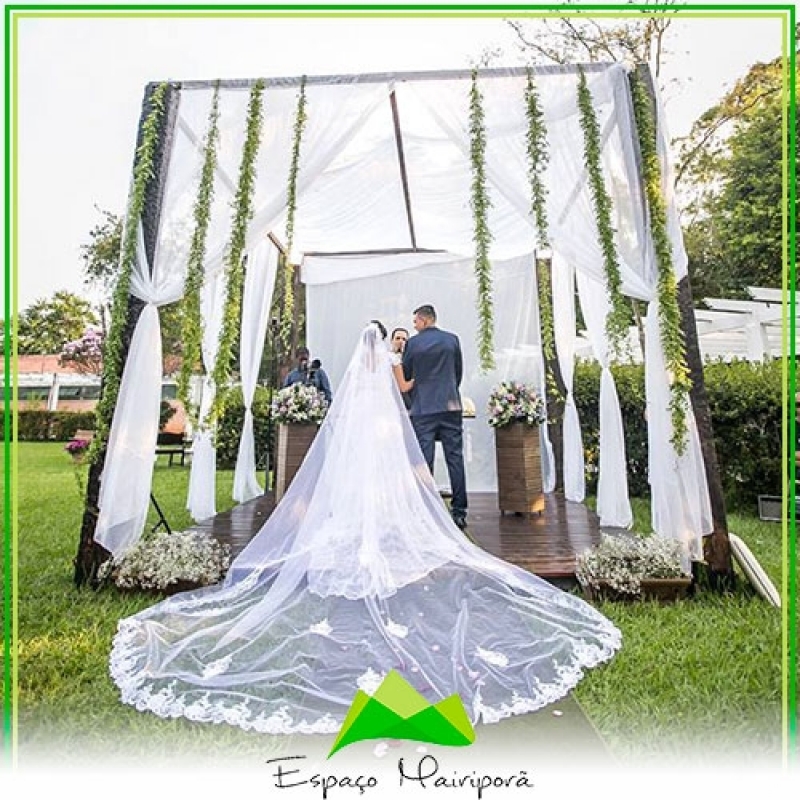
[574,359,782,512]
[215,386,273,470]
[13,410,97,441]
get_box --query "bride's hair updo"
[370,320,388,339]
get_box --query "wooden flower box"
[494,421,545,515]
[275,423,319,502]
[583,577,692,603]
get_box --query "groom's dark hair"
[414,304,436,322]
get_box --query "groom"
[402,304,468,530]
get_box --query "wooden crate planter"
[494,422,545,515]
[275,423,318,502]
[583,577,692,603]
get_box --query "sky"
[12,8,787,312]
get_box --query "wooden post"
[633,64,733,585]
[74,82,180,587]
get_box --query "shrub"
[14,410,96,441]
[215,385,273,470]
[573,358,782,511]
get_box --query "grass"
[11,443,786,768]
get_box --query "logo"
[328,670,476,758]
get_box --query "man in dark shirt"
[283,346,333,403]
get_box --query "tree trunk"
[74,82,180,588]
[677,276,735,586]
[632,63,733,587]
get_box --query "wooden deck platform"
[194,490,604,588]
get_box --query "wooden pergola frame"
[74,63,734,588]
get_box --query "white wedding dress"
[110,324,621,733]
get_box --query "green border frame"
[3,0,796,771]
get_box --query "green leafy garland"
[525,68,561,404]
[280,76,308,349]
[525,68,550,248]
[90,81,168,462]
[629,71,691,455]
[576,68,629,360]
[178,84,221,429]
[206,79,265,428]
[469,69,495,372]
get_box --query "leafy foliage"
[214,385,273,470]
[208,79,265,428]
[469,69,495,372]
[576,68,630,359]
[629,70,691,455]
[80,208,123,296]
[12,410,96,441]
[91,81,168,462]
[16,291,98,355]
[281,76,308,349]
[573,359,782,511]
[524,67,550,247]
[676,54,789,298]
[179,85,221,428]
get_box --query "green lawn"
[11,442,786,768]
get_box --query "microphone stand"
[265,317,281,492]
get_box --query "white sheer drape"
[304,252,541,492]
[232,241,280,502]
[644,303,710,563]
[94,226,184,557]
[576,271,633,528]
[187,269,227,522]
[551,253,585,502]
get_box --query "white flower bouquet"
[576,534,690,599]
[271,383,328,425]
[100,530,231,592]
[486,380,546,428]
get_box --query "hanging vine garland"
[525,68,561,403]
[629,71,691,455]
[206,78,266,428]
[178,84,221,429]
[525,67,550,248]
[280,76,308,349]
[469,69,495,372]
[90,81,168,463]
[576,68,630,360]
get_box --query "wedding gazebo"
[75,63,731,585]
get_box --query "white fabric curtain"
[232,240,280,503]
[187,269,227,522]
[94,225,184,557]
[644,302,710,563]
[551,253,585,502]
[304,252,542,493]
[576,270,633,528]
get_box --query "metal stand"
[150,492,172,534]
[264,317,282,491]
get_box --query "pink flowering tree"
[59,326,104,376]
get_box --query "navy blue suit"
[402,326,467,519]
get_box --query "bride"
[110,322,621,733]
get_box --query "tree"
[80,207,123,297]
[506,1,680,80]
[59,326,104,375]
[80,206,184,373]
[677,54,790,298]
[16,291,98,355]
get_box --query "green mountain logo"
[328,670,476,758]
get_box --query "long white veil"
[111,323,621,734]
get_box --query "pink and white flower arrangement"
[486,381,546,428]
